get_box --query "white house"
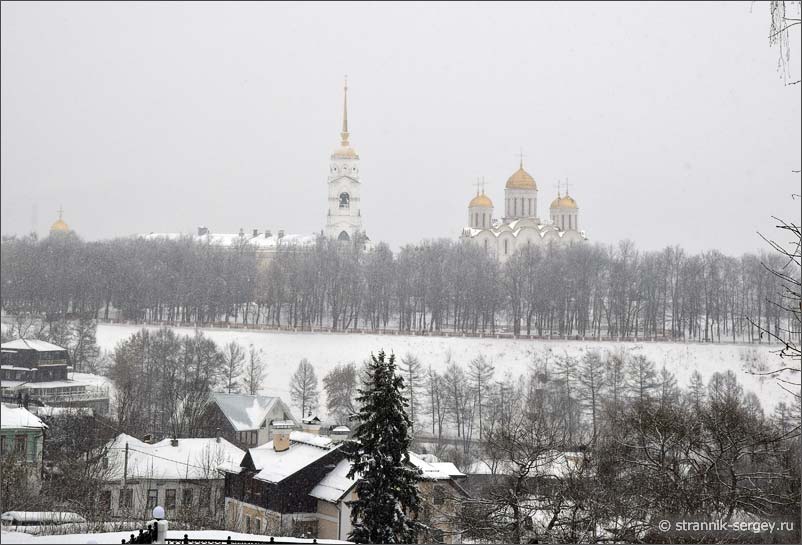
[100,434,244,523]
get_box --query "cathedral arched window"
[569,215,572,230]
[484,239,488,252]
[338,231,351,242]
[482,214,486,228]
[339,193,350,209]
[504,240,508,255]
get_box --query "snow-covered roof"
[409,453,455,480]
[462,219,588,242]
[247,431,337,483]
[429,462,466,478]
[1,512,86,524]
[0,339,66,352]
[465,451,586,479]
[0,405,47,430]
[331,425,350,433]
[142,231,318,250]
[310,459,358,502]
[103,434,245,481]
[212,393,294,432]
[30,406,94,418]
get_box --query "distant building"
[197,393,299,450]
[1,339,70,383]
[100,434,244,522]
[460,163,587,261]
[0,404,48,484]
[0,340,111,416]
[224,423,468,542]
[141,79,370,258]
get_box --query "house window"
[165,489,176,510]
[433,485,446,506]
[199,486,211,508]
[182,488,193,507]
[119,488,133,510]
[100,490,111,512]
[255,518,261,533]
[245,515,251,533]
[14,435,26,457]
[147,489,158,510]
[293,520,318,538]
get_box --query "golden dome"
[505,166,537,190]
[469,193,493,208]
[550,195,578,209]
[50,207,70,233]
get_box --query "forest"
[1,231,798,343]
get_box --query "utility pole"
[123,442,129,487]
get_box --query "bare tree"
[243,344,266,395]
[290,358,319,417]
[577,350,606,441]
[468,354,494,440]
[399,353,422,430]
[222,341,245,394]
[323,362,358,423]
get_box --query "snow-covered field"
[96,324,793,419]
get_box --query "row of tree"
[449,360,801,543]
[2,232,798,342]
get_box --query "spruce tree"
[343,350,422,544]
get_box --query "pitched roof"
[0,405,48,430]
[246,431,338,484]
[104,434,245,481]
[310,459,358,502]
[1,339,66,352]
[211,393,294,432]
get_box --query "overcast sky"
[2,1,800,255]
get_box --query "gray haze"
[2,1,800,255]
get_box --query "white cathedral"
[460,158,587,261]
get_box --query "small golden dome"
[505,166,537,190]
[469,193,493,208]
[50,219,69,232]
[332,145,359,159]
[50,207,70,233]
[550,195,578,209]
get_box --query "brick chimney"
[302,415,322,435]
[272,420,293,452]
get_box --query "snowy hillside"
[95,324,793,420]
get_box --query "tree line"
[1,231,798,342]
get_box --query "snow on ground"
[96,324,793,421]
[0,529,349,544]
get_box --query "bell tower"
[325,77,363,242]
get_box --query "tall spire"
[58,205,64,220]
[341,75,350,146]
